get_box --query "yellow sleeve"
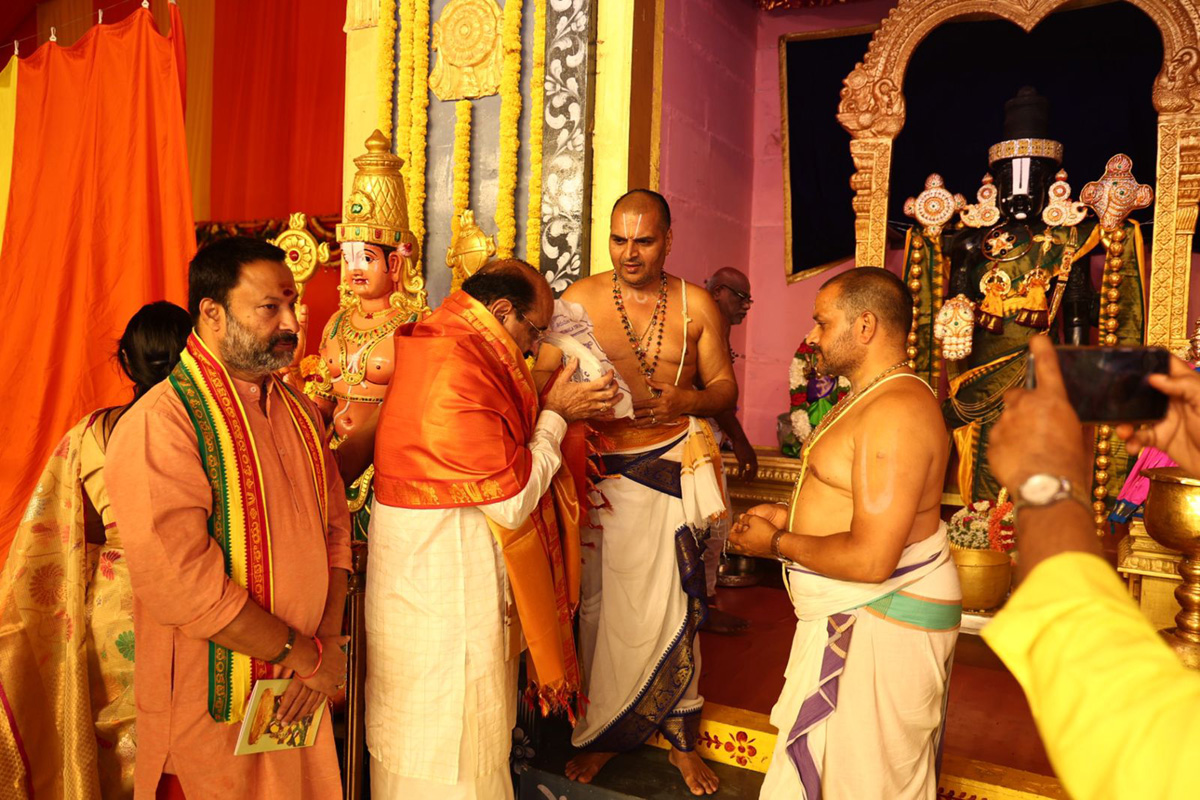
[79,423,113,526]
[983,552,1200,799]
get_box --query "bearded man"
[536,190,735,796]
[107,237,351,799]
[729,267,961,799]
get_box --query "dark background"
[785,2,1167,277]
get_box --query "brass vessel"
[1142,467,1200,669]
[950,546,1012,612]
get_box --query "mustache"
[270,332,299,348]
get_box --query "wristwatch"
[1013,473,1091,513]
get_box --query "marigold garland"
[394,0,415,177]
[495,0,524,258]
[524,0,546,264]
[408,0,432,274]
[451,100,473,237]
[378,0,398,137]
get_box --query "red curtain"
[0,7,193,559]
[209,0,346,221]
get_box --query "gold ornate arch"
[838,0,1200,350]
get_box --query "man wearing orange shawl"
[367,260,617,800]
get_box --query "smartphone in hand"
[1025,345,1169,423]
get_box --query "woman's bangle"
[293,636,323,680]
[771,528,790,562]
[269,627,296,665]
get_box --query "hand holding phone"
[1025,345,1169,424]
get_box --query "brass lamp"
[1142,467,1200,668]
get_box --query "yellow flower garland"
[495,0,523,258]
[524,0,545,265]
[378,0,398,137]
[451,100,473,237]
[408,0,432,274]
[395,0,415,176]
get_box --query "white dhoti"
[761,527,962,800]
[365,501,517,800]
[571,418,727,752]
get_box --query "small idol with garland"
[781,341,850,457]
[902,88,1151,527]
[300,130,428,539]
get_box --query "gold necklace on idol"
[336,309,405,387]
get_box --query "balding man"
[729,267,961,799]
[701,266,756,636]
[536,190,735,795]
[366,259,617,800]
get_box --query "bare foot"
[565,751,617,784]
[669,748,720,795]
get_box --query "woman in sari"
[0,301,192,799]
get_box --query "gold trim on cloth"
[589,418,690,452]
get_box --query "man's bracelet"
[293,636,323,681]
[771,528,790,562]
[269,626,296,665]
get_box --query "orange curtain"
[209,0,346,221]
[0,7,193,559]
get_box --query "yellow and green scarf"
[169,333,327,723]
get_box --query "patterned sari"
[0,410,136,799]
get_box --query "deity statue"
[301,130,428,539]
[447,208,497,292]
[903,87,1148,505]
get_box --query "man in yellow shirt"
[984,335,1200,799]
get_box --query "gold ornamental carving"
[447,209,497,292]
[271,212,332,299]
[429,0,503,101]
[837,0,1200,350]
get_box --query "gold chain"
[335,309,405,387]
[801,359,910,459]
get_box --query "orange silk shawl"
[374,291,583,715]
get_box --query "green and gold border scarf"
[168,333,326,723]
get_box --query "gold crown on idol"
[987,138,1064,166]
[336,130,412,248]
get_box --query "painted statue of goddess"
[302,130,428,538]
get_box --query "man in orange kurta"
[106,238,352,799]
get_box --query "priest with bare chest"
[534,190,735,796]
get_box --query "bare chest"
[581,288,698,398]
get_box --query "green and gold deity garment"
[903,215,1145,504]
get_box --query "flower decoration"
[407,0,432,275]
[948,500,1015,552]
[783,341,847,456]
[510,726,535,774]
[29,563,65,606]
[451,99,472,236]
[495,0,523,257]
[524,0,546,263]
[722,730,759,767]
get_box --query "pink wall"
[659,0,758,396]
[744,1,904,445]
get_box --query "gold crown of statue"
[336,130,412,248]
[987,138,1063,166]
